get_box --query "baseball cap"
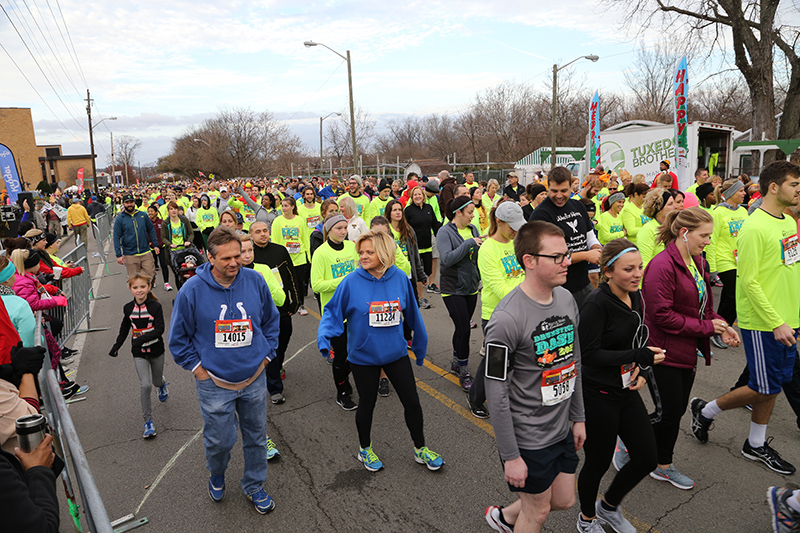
[219,186,228,192]
[234,212,244,224]
[495,202,526,231]
[508,171,519,178]
[122,194,135,202]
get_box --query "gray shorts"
[432,234,439,259]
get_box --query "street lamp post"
[551,55,599,173]
[320,112,342,172]
[304,41,358,174]
[85,103,117,191]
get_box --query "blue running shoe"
[357,444,383,472]
[266,437,280,460]
[143,419,156,439]
[414,446,444,471]
[247,488,275,514]
[208,474,225,502]
[157,382,169,402]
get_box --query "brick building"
[0,107,95,192]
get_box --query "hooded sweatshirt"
[169,262,280,387]
[317,265,427,366]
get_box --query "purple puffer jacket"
[642,241,723,369]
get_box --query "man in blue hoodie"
[169,225,280,514]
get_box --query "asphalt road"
[55,233,799,533]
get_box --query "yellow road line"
[414,379,495,436]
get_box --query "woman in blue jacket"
[317,230,443,473]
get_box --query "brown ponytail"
[657,207,713,246]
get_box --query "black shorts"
[502,432,579,494]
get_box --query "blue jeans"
[195,370,268,496]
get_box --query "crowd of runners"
[2,161,800,532]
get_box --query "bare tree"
[622,43,688,122]
[325,105,376,166]
[114,135,142,184]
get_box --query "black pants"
[350,356,425,449]
[733,353,800,430]
[266,314,292,396]
[152,249,169,284]
[578,386,658,516]
[330,330,352,396]
[443,294,477,361]
[296,262,310,307]
[650,365,695,465]
[469,319,490,407]
[716,269,737,324]
[192,226,205,252]
[420,251,433,277]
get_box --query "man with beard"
[113,193,160,280]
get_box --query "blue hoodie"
[317,265,427,366]
[169,262,280,384]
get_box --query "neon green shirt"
[271,215,308,267]
[364,196,391,225]
[621,201,650,245]
[596,210,626,245]
[338,192,370,217]
[169,221,185,246]
[736,208,800,331]
[390,227,412,278]
[297,202,322,233]
[706,204,748,273]
[638,219,664,270]
[252,263,286,307]
[482,193,500,212]
[686,183,699,196]
[310,240,358,313]
[195,206,219,232]
[478,238,524,320]
[426,195,442,222]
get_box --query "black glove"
[108,347,119,357]
[10,342,46,375]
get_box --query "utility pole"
[85,89,98,192]
[110,132,114,186]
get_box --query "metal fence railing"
[91,212,120,280]
[36,313,114,533]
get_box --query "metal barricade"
[36,313,114,533]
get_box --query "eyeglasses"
[530,252,572,265]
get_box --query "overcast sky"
[3,0,799,166]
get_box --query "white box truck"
[580,120,737,191]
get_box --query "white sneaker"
[298,305,308,316]
[164,282,173,291]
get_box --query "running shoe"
[266,437,280,460]
[164,282,173,291]
[280,367,286,380]
[336,393,357,411]
[61,383,76,400]
[468,400,489,419]
[427,283,440,294]
[143,419,156,439]
[470,320,478,329]
[649,465,694,490]
[358,445,383,472]
[208,474,225,502]
[711,334,728,349]
[742,437,796,475]
[61,346,78,356]
[419,297,432,309]
[745,404,753,412]
[298,305,308,316]
[690,397,713,443]
[270,393,285,404]
[485,506,513,533]
[414,446,444,471]
[157,382,169,402]
[595,500,636,533]
[767,486,800,533]
[327,349,334,365]
[60,352,75,363]
[612,438,630,472]
[479,346,485,356]
[378,378,390,397]
[457,366,473,392]
[247,488,275,514]
[577,514,607,532]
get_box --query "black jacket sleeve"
[111,302,133,352]
[279,248,299,315]
[0,450,59,533]
[579,298,655,368]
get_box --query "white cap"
[495,202,526,231]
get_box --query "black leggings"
[350,356,425,449]
[152,249,169,284]
[330,330,352,396]
[650,365,695,465]
[296,262,310,306]
[578,386,658,516]
[266,314,292,396]
[716,269,737,324]
[443,294,477,361]
[420,251,433,277]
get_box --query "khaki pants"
[73,224,88,247]
[47,219,60,236]
[124,253,156,282]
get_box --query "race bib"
[132,326,153,339]
[541,362,576,406]
[244,206,256,224]
[214,319,253,348]
[369,300,401,327]
[286,241,301,254]
[306,215,320,228]
[271,267,283,288]
[620,363,636,389]
[781,234,799,266]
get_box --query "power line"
[286,60,345,122]
[54,0,87,87]
[1,3,87,131]
[44,0,85,88]
[24,0,84,95]
[0,40,88,146]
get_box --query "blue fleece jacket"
[317,265,427,366]
[169,262,280,383]
[113,209,159,257]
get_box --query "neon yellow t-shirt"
[596,210,626,245]
[620,201,650,245]
[338,192,370,217]
[638,219,664,270]
[310,240,358,313]
[706,204,748,273]
[271,215,308,267]
[478,238,524,320]
[169,222,185,246]
[364,196,390,226]
[736,208,800,331]
[252,263,286,307]
[297,202,322,232]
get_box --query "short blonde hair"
[643,188,668,219]
[631,174,646,185]
[355,230,395,274]
[339,196,359,218]
[238,233,253,243]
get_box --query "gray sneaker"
[649,464,695,490]
[595,500,636,533]
[576,514,605,532]
[419,297,432,309]
[612,438,630,472]
[270,393,285,405]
